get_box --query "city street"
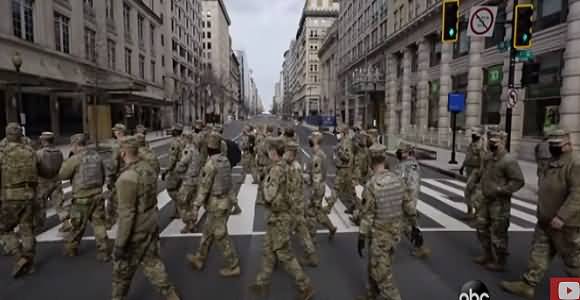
[0,117,563,300]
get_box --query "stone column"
[49,95,60,136]
[560,0,580,149]
[344,97,350,125]
[401,49,412,136]
[354,95,360,126]
[387,55,398,135]
[465,36,484,132]
[438,43,452,146]
[417,38,431,140]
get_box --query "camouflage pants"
[464,168,479,213]
[35,180,65,231]
[522,225,580,286]
[196,210,239,269]
[306,185,335,239]
[66,195,109,254]
[0,200,35,260]
[475,198,511,260]
[336,167,355,211]
[256,214,311,291]
[256,165,268,204]
[241,152,257,182]
[294,216,317,256]
[177,183,198,225]
[166,173,182,218]
[402,192,419,234]
[112,236,177,299]
[365,223,402,300]
[107,185,118,227]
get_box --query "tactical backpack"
[75,150,105,190]
[37,148,64,178]
[225,139,241,167]
[248,134,256,153]
[1,143,38,188]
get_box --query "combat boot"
[473,252,492,265]
[297,284,314,300]
[500,280,534,299]
[58,219,72,234]
[165,288,181,300]
[219,265,241,277]
[299,254,319,267]
[180,223,194,234]
[411,245,431,259]
[231,204,242,215]
[186,254,204,270]
[12,257,33,278]
[96,252,111,263]
[328,226,337,241]
[63,246,78,257]
[249,283,269,296]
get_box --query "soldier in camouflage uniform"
[58,134,110,261]
[357,143,405,300]
[395,143,431,258]
[194,120,209,165]
[250,137,314,300]
[0,123,38,277]
[187,132,241,277]
[112,136,180,300]
[136,124,147,135]
[255,125,274,205]
[106,123,127,229]
[472,130,524,272]
[334,124,355,214]
[35,132,65,233]
[534,134,551,187]
[501,129,580,299]
[459,127,485,220]
[162,125,185,218]
[239,125,257,183]
[354,131,371,186]
[286,140,319,267]
[136,133,160,176]
[305,131,337,241]
[175,132,202,233]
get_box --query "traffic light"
[513,4,534,49]
[521,62,540,86]
[441,0,459,42]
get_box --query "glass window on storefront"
[430,37,441,67]
[534,0,568,31]
[523,50,564,137]
[428,80,439,128]
[482,65,503,124]
[451,74,467,130]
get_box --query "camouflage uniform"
[353,132,371,185]
[0,123,38,277]
[35,132,65,232]
[239,126,257,182]
[394,143,430,258]
[163,125,185,216]
[501,129,580,299]
[251,137,314,299]
[255,126,273,205]
[334,125,355,213]
[305,132,336,240]
[106,123,127,229]
[59,134,109,261]
[286,141,318,266]
[175,134,202,233]
[358,143,405,300]
[136,133,160,176]
[194,121,209,165]
[461,128,485,218]
[187,132,240,277]
[473,131,524,271]
[534,138,551,187]
[112,136,180,300]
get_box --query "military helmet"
[181,132,194,143]
[285,140,299,152]
[265,125,274,133]
[367,128,378,137]
[207,132,222,150]
[135,124,147,134]
[487,130,506,143]
[70,133,87,145]
[172,124,184,132]
[267,136,285,152]
[309,131,323,144]
[119,136,139,150]
[5,122,22,137]
[112,123,127,133]
[471,127,482,137]
[135,133,147,147]
[397,142,412,153]
[40,131,55,140]
[284,127,295,137]
[547,128,570,145]
[195,120,204,127]
[369,143,387,159]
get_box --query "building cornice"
[135,0,163,24]
[204,0,231,25]
[296,9,339,40]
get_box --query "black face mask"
[549,146,563,157]
[472,135,480,142]
[308,140,314,148]
[396,150,403,160]
[488,143,498,152]
[194,128,201,133]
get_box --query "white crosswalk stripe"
[33,175,539,243]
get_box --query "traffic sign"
[448,93,465,113]
[508,89,518,108]
[468,6,498,37]
[516,50,535,61]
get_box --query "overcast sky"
[224,0,303,111]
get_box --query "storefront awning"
[107,92,174,107]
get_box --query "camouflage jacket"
[478,150,524,200]
[138,146,160,176]
[306,148,327,187]
[115,159,159,250]
[287,160,305,216]
[59,148,105,199]
[108,140,123,179]
[176,144,202,186]
[167,137,185,173]
[0,141,38,200]
[193,154,232,212]
[359,170,404,236]
[256,135,272,167]
[264,160,290,214]
[394,159,421,200]
[195,131,209,164]
[239,133,250,151]
[462,140,484,169]
[334,136,353,168]
[537,152,580,226]
[354,146,370,182]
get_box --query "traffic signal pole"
[505,0,518,152]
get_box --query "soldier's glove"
[357,234,366,258]
[410,226,424,248]
[113,247,128,260]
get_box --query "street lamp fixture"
[12,52,25,135]
[12,52,22,72]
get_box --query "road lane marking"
[443,179,537,211]
[300,147,311,159]
[325,185,356,232]
[228,175,258,235]
[423,179,537,224]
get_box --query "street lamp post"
[12,52,25,135]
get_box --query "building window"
[396,55,403,78]
[123,3,131,40]
[84,28,96,62]
[106,0,114,20]
[54,13,70,54]
[207,31,211,39]
[453,20,469,58]
[138,14,144,46]
[139,55,145,79]
[125,48,132,74]
[107,39,116,70]
[150,24,155,52]
[428,81,439,128]
[535,0,567,31]
[207,21,211,28]
[481,65,503,125]
[430,38,441,67]
[12,0,34,42]
[410,85,417,125]
[410,48,418,73]
[207,42,212,49]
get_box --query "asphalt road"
[0,116,565,300]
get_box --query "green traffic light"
[522,34,529,42]
[449,28,455,37]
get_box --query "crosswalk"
[33,173,539,243]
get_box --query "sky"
[223,0,304,111]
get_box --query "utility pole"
[505,0,519,152]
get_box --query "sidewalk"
[55,130,171,156]
[301,122,335,134]
[395,143,539,202]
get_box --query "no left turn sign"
[508,89,518,108]
[468,6,498,37]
